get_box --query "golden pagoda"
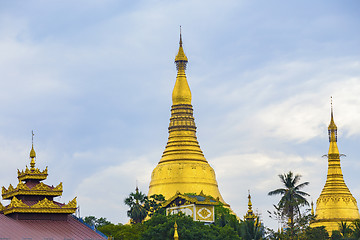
[311,102,360,232]
[148,32,227,206]
[0,135,77,220]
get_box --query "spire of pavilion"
[244,190,256,221]
[30,131,36,170]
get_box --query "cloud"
[74,155,154,224]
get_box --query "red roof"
[0,214,107,239]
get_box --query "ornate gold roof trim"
[17,166,48,181]
[2,182,63,199]
[2,196,77,215]
[162,191,219,208]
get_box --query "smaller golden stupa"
[311,101,360,232]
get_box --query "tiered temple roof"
[0,137,106,239]
[0,143,76,219]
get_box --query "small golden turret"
[244,191,256,221]
[311,99,360,232]
[174,221,179,240]
[148,30,227,205]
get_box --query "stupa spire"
[148,32,227,206]
[173,27,191,105]
[311,99,360,232]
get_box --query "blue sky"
[0,0,360,229]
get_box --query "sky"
[0,0,360,230]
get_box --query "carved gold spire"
[148,31,227,205]
[174,221,179,240]
[173,28,191,105]
[244,190,257,221]
[30,131,36,170]
[311,100,360,232]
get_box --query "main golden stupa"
[148,33,227,205]
[311,103,360,232]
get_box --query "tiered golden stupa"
[311,103,360,232]
[0,137,77,220]
[148,32,227,205]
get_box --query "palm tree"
[268,171,310,236]
[351,219,360,239]
[124,187,148,224]
[338,221,353,239]
[240,217,264,240]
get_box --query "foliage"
[144,194,166,217]
[302,226,329,240]
[124,188,166,224]
[97,201,247,240]
[351,219,360,239]
[124,187,148,224]
[268,171,310,237]
[98,223,145,240]
[83,215,111,228]
[331,230,343,240]
[239,217,265,240]
[140,212,241,240]
[338,221,353,239]
[214,203,240,231]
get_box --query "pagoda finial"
[30,130,36,170]
[172,29,191,105]
[175,27,188,68]
[328,98,339,156]
[179,25,183,46]
[174,221,179,240]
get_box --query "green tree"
[268,171,310,238]
[140,213,241,240]
[331,230,343,240]
[98,223,145,240]
[351,219,360,239]
[83,216,111,228]
[239,217,265,240]
[339,221,353,239]
[144,194,166,217]
[124,187,148,224]
[214,203,240,232]
[302,226,329,240]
